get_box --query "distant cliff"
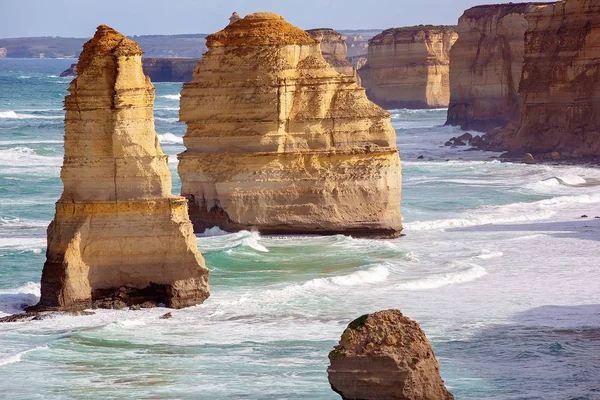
[358,25,458,109]
[0,47,7,58]
[307,28,355,77]
[142,58,200,82]
[500,0,600,158]
[446,3,552,131]
[60,58,200,82]
[0,34,207,58]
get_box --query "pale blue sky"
[2,0,551,38]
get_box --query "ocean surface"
[1,59,599,400]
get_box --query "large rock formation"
[445,3,551,131]
[328,310,454,400]
[178,13,402,238]
[306,28,355,77]
[498,0,600,158]
[33,25,209,311]
[358,26,458,109]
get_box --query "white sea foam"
[0,111,62,120]
[396,264,487,290]
[0,139,62,145]
[157,133,183,144]
[405,193,600,231]
[155,117,179,123]
[199,227,229,237]
[0,347,48,367]
[242,232,269,253]
[306,265,390,288]
[160,94,181,100]
[0,237,46,251]
[0,147,62,168]
[0,282,41,315]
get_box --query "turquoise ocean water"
[1,59,599,399]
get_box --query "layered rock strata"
[445,3,552,131]
[306,28,356,77]
[179,13,402,238]
[328,310,454,400]
[33,25,209,311]
[359,26,458,109]
[499,0,600,157]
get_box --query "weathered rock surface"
[32,25,209,311]
[59,63,78,77]
[179,13,402,238]
[446,3,551,131]
[358,26,458,109]
[328,310,454,400]
[307,28,356,77]
[499,0,600,157]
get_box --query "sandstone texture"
[359,26,458,109]
[179,13,402,238]
[499,0,600,157]
[307,28,356,78]
[328,310,454,400]
[446,3,552,131]
[33,25,209,311]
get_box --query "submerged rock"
[178,13,402,238]
[328,310,454,400]
[358,26,458,109]
[30,25,210,312]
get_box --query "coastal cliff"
[59,58,200,82]
[307,28,356,77]
[328,310,454,400]
[446,3,550,131]
[499,0,600,158]
[359,26,458,109]
[178,13,402,238]
[33,25,209,311]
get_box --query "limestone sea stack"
[445,3,550,131]
[328,310,454,400]
[499,0,600,158]
[306,28,356,78]
[179,13,402,238]
[33,25,209,311]
[358,26,458,109]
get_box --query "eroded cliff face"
[307,28,355,77]
[328,310,454,400]
[179,13,402,238]
[359,26,458,109]
[34,25,209,311]
[500,0,600,157]
[446,3,550,131]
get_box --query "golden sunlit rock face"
[36,25,209,311]
[179,13,402,238]
[359,26,458,109]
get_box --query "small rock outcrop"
[179,13,402,238]
[0,47,7,58]
[328,310,454,400]
[32,25,210,311]
[229,12,241,26]
[59,63,78,77]
[358,26,458,109]
[307,28,356,78]
[499,0,600,158]
[445,3,551,131]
